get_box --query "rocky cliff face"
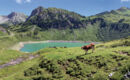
[8,12,27,24]
[0,12,27,25]
[25,6,86,29]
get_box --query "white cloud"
[15,0,32,4]
[26,0,31,3]
[16,0,22,4]
[121,0,130,2]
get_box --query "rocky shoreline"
[11,40,100,51]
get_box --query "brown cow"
[81,43,95,54]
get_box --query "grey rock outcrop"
[0,12,27,25]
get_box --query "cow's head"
[81,46,85,49]
[90,43,95,46]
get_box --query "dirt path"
[0,54,39,69]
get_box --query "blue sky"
[0,0,130,16]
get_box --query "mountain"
[24,6,86,30]
[86,7,130,41]
[0,7,130,80]
[7,12,27,24]
[90,7,130,23]
[9,6,130,41]
[0,12,27,25]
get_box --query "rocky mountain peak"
[117,7,128,12]
[0,12,27,25]
[8,12,18,18]
[31,6,45,16]
[7,12,27,24]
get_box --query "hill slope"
[9,6,130,41]
[0,37,130,80]
[90,7,130,23]
[87,7,130,41]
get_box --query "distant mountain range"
[3,6,130,41]
[90,7,130,23]
[0,12,27,25]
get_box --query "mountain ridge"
[8,6,130,41]
[0,12,27,25]
[24,6,86,30]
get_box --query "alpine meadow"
[0,0,130,80]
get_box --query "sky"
[0,0,130,16]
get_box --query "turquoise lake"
[20,42,90,52]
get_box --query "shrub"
[110,72,124,80]
[24,66,42,76]
[92,72,108,80]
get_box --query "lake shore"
[11,40,100,51]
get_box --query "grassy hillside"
[8,7,130,42]
[0,31,6,36]
[0,26,8,36]
[9,23,99,41]
[0,36,28,67]
[89,7,130,24]
[85,7,130,41]
[0,6,130,80]
[0,37,130,80]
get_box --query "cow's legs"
[92,46,95,53]
[92,48,94,53]
[85,50,88,55]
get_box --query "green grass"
[89,7,130,24]
[0,37,129,80]
[37,47,85,60]
[0,58,40,80]
[0,6,130,80]
[10,24,99,42]
[0,36,27,65]
[0,36,18,49]
[96,37,130,48]
[0,50,26,65]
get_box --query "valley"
[0,6,129,80]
